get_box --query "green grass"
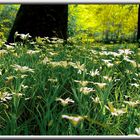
[0,36,139,135]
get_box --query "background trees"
[0,4,139,43]
[137,5,140,42]
[69,4,139,43]
[0,5,19,41]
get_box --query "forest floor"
[0,36,140,135]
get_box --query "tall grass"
[0,35,139,135]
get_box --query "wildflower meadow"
[0,4,140,136]
[0,33,139,135]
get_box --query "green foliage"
[68,5,78,37]
[0,4,20,41]
[0,4,140,135]
[0,35,139,135]
[68,4,139,43]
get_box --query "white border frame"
[0,0,140,138]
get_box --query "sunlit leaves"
[69,4,138,42]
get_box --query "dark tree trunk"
[138,5,140,43]
[7,4,68,43]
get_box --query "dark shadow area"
[7,4,68,43]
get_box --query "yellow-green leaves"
[69,5,138,42]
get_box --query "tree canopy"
[68,4,139,43]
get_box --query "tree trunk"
[7,4,68,43]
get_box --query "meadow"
[0,34,139,135]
